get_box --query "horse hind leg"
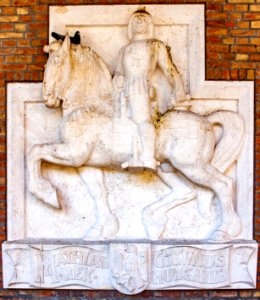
[142,163,197,239]
[179,164,242,241]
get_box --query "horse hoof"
[209,230,230,242]
[210,215,242,241]
[227,215,242,237]
[142,208,167,239]
[44,190,60,209]
[30,183,60,209]
[84,215,119,240]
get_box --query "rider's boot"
[139,121,157,171]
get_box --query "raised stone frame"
[3,4,257,294]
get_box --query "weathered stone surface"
[3,5,257,294]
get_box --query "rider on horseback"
[113,10,187,171]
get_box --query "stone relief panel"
[3,4,257,294]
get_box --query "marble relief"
[3,5,257,294]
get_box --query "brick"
[19,15,33,22]
[236,53,249,60]
[34,55,47,63]
[247,69,255,80]
[224,4,235,11]
[251,5,260,12]
[250,54,260,61]
[207,20,234,27]
[239,69,247,80]
[34,14,48,22]
[5,56,32,64]
[231,45,256,52]
[207,28,228,36]
[17,7,29,15]
[207,52,219,59]
[229,0,254,2]
[236,4,248,11]
[18,39,30,47]
[207,12,228,19]
[2,40,16,47]
[237,37,249,44]
[230,12,242,20]
[256,70,260,77]
[232,61,256,68]
[222,69,230,80]
[208,44,229,52]
[15,24,26,32]
[0,0,11,6]
[208,60,231,68]
[0,16,19,22]
[28,64,44,71]
[0,64,26,71]
[2,7,16,15]
[28,23,45,31]
[211,290,239,297]
[0,48,12,55]
[31,5,48,13]
[223,37,235,44]
[13,48,38,55]
[231,29,256,36]
[0,23,14,31]
[207,3,223,10]
[208,36,222,43]
[13,0,37,5]
[37,31,48,39]
[253,291,260,297]
[183,290,210,297]
[31,39,46,47]
[244,13,260,20]
[252,21,260,28]
[222,52,235,60]
[226,21,236,27]
[25,32,36,39]
[251,38,260,45]
[238,21,250,28]
[0,32,23,39]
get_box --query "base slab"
[3,240,258,293]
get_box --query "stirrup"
[142,158,158,171]
[121,157,144,172]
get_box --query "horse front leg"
[28,142,87,209]
[142,163,197,239]
[78,167,119,240]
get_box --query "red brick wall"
[0,0,260,299]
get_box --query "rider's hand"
[175,85,186,103]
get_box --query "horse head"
[43,34,72,108]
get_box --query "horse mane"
[68,44,113,106]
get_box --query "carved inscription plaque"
[3,243,257,290]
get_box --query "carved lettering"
[151,247,229,287]
[32,247,108,286]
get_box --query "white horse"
[28,35,245,241]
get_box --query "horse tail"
[207,111,245,173]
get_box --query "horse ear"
[61,34,71,52]
[43,45,50,53]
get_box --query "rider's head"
[128,10,154,41]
